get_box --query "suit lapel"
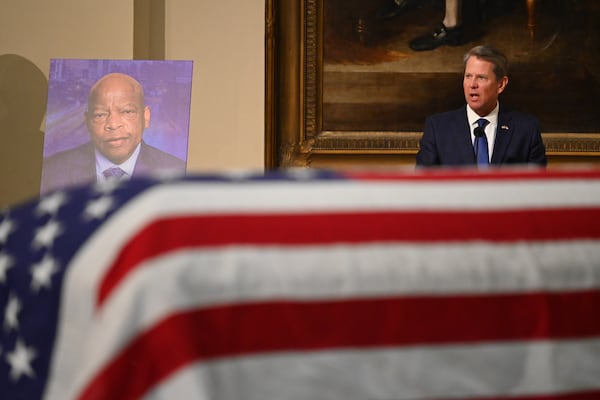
[132,142,150,176]
[81,142,99,181]
[455,107,476,164]
[491,111,512,164]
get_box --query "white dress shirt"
[466,103,499,163]
[95,143,141,182]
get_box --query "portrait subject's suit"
[40,141,185,194]
[416,106,547,167]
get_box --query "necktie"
[474,118,489,167]
[103,166,126,179]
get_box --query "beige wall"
[0,0,264,208]
[166,1,264,172]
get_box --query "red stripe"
[346,168,600,181]
[97,208,600,307]
[79,290,600,400]
[466,392,600,400]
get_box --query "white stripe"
[129,179,600,213]
[49,241,600,399]
[146,339,600,400]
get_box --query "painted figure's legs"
[443,0,461,28]
[410,0,464,51]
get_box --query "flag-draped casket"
[1,168,600,399]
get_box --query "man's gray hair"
[463,45,509,80]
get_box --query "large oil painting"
[267,0,600,167]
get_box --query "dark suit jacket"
[40,141,186,194]
[416,106,547,167]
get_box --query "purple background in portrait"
[43,59,193,162]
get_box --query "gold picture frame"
[265,0,600,168]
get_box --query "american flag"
[1,168,600,400]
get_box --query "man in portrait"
[40,71,186,194]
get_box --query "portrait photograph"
[41,58,193,194]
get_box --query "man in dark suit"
[416,45,547,167]
[41,72,185,194]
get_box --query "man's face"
[85,74,150,164]
[463,56,508,117]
